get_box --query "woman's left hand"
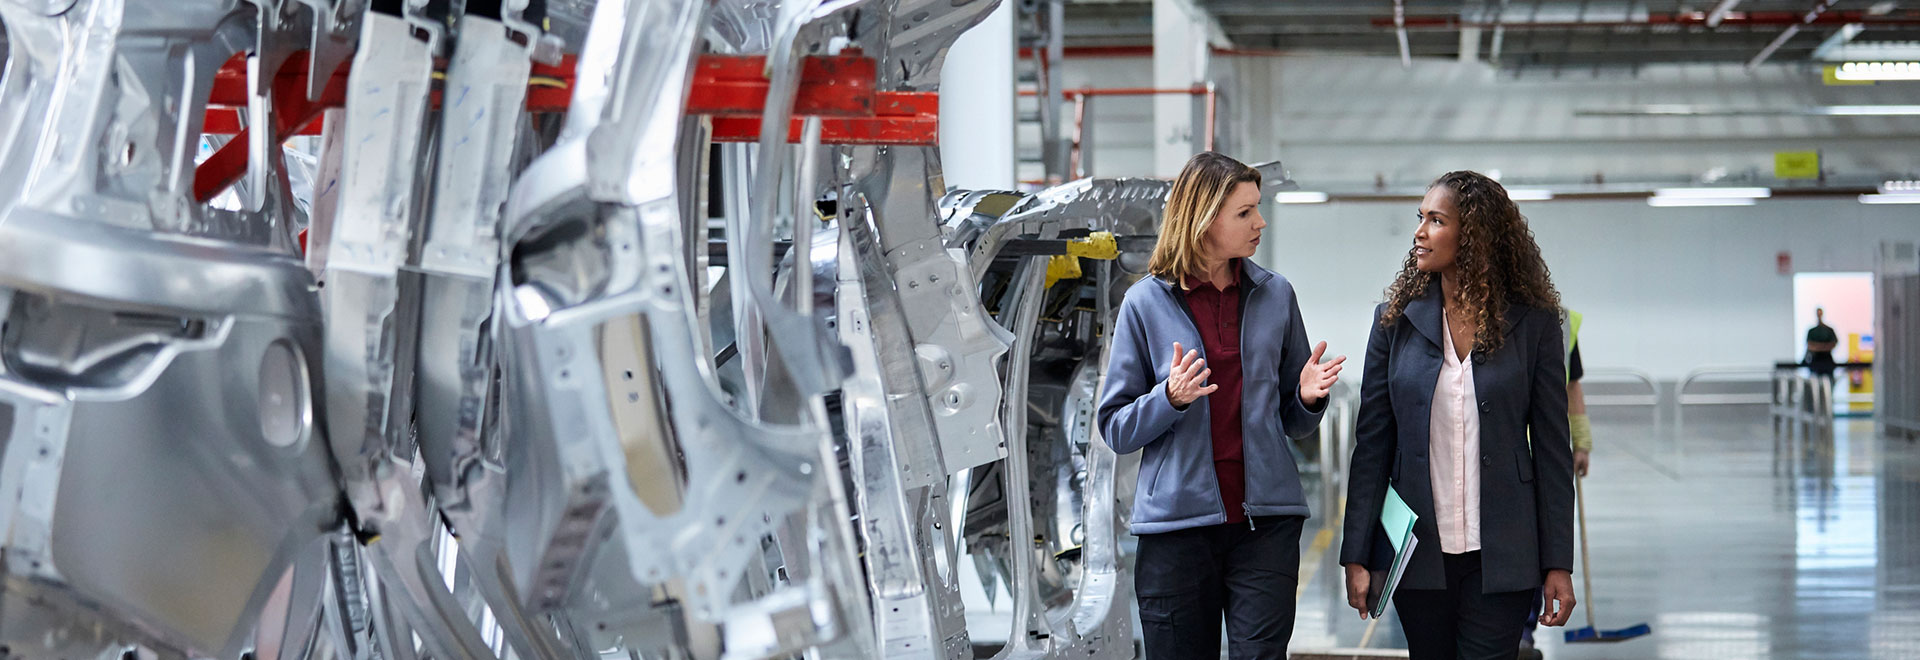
[1299,341,1346,407]
[1540,569,1578,626]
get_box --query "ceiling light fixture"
[1652,187,1772,199]
[1825,105,1920,115]
[1273,191,1329,204]
[1879,180,1920,194]
[1506,189,1554,201]
[1835,61,1920,81]
[1858,193,1920,204]
[1647,197,1758,208]
[1578,104,1920,116]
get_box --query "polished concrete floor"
[1287,406,1920,659]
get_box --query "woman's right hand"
[1165,342,1218,409]
[1344,563,1372,620]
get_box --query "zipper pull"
[1245,504,1256,530]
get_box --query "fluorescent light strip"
[1859,193,1920,204]
[1835,61,1920,81]
[1578,105,1920,116]
[1825,105,1920,115]
[1274,191,1329,204]
[1652,187,1772,199]
[1647,197,1758,207]
[1506,189,1554,201]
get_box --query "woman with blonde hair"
[1339,171,1576,659]
[1098,152,1344,659]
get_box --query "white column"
[939,8,1016,617]
[1459,26,1482,62]
[1153,0,1210,177]
[939,0,1017,191]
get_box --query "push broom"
[1564,475,1652,643]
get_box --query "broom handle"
[1576,474,1596,630]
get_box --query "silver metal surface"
[1878,242,1919,438]
[840,195,970,659]
[953,176,1168,660]
[0,2,1171,659]
[0,2,342,658]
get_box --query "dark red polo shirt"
[1182,264,1246,524]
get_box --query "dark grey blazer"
[1339,286,1574,594]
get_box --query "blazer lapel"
[1500,303,1528,339]
[1405,285,1445,350]
[1397,288,1444,471]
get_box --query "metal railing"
[1675,366,1778,406]
[1672,366,1776,429]
[1580,367,1662,407]
[1316,381,1361,521]
[1579,366,1665,433]
[1771,369,1836,426]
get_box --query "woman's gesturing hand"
[1300,341,1347,407]
[1165,341,1218,409]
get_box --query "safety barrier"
[1771,370,1836,427]
[1581,367,1663,408]
[1673,366,1776,428]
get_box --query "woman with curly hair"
[1337,171,1577,659]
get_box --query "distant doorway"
[1792,272,1875,413]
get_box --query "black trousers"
[1393,551,1535,660]
[1135,516,1304,660]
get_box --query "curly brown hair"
[1379,171,1559,355]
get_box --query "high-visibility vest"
[1561,307,1583,382]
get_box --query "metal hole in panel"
[257,339,311,448]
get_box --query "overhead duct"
[1748,0,1840,69]
[1706,0,1746,28]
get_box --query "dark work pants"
[1393,551,1535,660]
[1135,516,1304,660]
[1522,586,1543,643]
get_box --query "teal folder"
[1368,485,1420,619]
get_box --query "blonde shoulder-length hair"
[1150,152,1261,289]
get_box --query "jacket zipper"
[1165,265,1273,533]
[1239,274,1255,532]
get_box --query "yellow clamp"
[1043,231,1118,289]
[1044,255,1081,289]
[1067,231,1119,260]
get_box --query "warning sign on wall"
[1776,151,1821,180]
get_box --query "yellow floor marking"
[1296,496,1346,601]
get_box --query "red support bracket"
[688,53,938,146]
[192,50,937,202]
[526,54,579,113]
[687,54,877,116]
[707,89,938,146]
[194,52,350,202]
